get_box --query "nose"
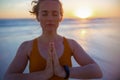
[46,14,54,21]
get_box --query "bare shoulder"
[18,39,33,56]
[65,38,80,51]
[67,38,78,44]
[22,40,33,48]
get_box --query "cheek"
[37,14,44,22]
[37,15,40,22]
[55,20,60,25]
[58,15,63,22]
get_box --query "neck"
[40,32,59,42]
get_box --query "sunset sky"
[0,0,120,19]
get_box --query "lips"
[46,23,54,26]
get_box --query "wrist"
[44,69,53,79]
[63,65,70,79]
[54,66,66,78]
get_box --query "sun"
[75,7,93,19]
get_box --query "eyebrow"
[53,11,58,13]
[41,10,58,12]
[41,10,47,13]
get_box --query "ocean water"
[0,18,120,80]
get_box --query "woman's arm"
[4,71,50,80]
[4,41,53,80]
[68,39,103,79]
[69,63,102,79]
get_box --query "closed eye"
[52,11,58,16]
[41,11,48,16]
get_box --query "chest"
[29,38,73,73]
[38,42,64,59]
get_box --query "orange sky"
[0,0,120,19]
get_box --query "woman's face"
[37,1,62,32]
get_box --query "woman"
[4,0,102,80]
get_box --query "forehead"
[39,1,60,11]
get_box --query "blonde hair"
[30,0,63,17]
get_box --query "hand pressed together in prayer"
[45,42,66,78]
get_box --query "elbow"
[3,73,8,80]
[95,69,103,78]
[3,72,13,80]
[87,63,103,79]
[93,64,103,78]
[98,69,103,78]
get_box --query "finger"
[48,48,53,63]
[49,42,58,60]
[50,43,60,67]
[49,42,60,67]
[46,54,52,66]
[49,42,56,56]
[49,42,54,52]
[46,44,53,68]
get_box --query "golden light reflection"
[74,29,88,51]
[74,29,88,40]
[80,29,87,37]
